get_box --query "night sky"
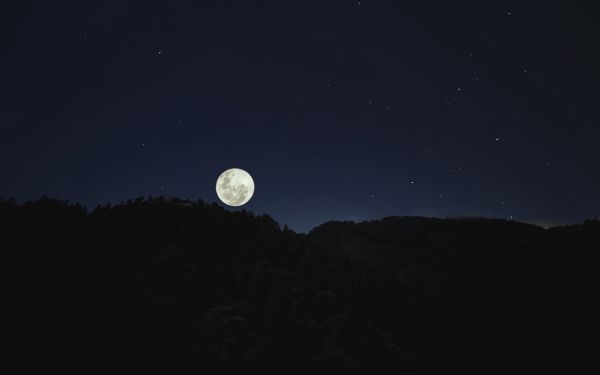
[3,1,599,232]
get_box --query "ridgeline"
[3,197,597,374]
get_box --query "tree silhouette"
[2,197,596,374]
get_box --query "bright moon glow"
[216,168,255,206]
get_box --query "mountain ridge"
[2,196,597,374]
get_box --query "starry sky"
[2,1,599,232]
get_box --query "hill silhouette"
[2,197,597,374]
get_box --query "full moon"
[216,168,255,206]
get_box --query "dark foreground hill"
[2,197,597,374]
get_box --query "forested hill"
[2,197,597,374]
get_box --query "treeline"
[2,197,597,374]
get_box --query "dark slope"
[2,198,597,374]
[308,216,544,274]
[308,216,599,373]
[308,217,543,372]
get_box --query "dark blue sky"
[2,0,599,232]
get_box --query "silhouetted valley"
[3,197,597,374]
